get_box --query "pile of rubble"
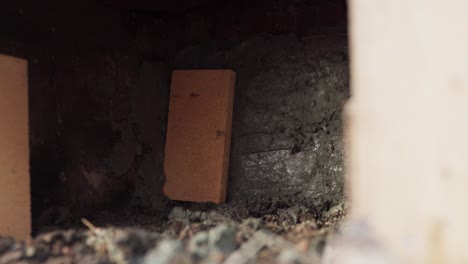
[0,203,347,264]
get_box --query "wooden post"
[0,54,30,240]
[344,0,468,262]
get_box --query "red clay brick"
[0,54,30,240]
[164,70,235,203]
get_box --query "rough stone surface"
[175,34,349,210]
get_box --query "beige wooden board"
[0,54,30,240]
[346,0,468,262]
[164,70,235,203]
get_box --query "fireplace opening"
[0,0,349,262]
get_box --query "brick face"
[164,70,235,203]
[0,54,30,240]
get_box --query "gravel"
[0,202,347,264]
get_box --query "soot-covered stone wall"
[175,33,349,210]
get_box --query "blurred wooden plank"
[164,70,235,203]
[0,54,30,240]
[346,0,468,262]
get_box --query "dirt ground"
[0,200,347,264]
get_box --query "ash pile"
[0,202,346,264]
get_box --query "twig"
[81,218,97,231]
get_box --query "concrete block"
[0,54,30,240]
[164,70,235,203]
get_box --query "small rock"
[117,229,159,256]
[322,204,343,220]
[199,212,207,221]
[168,207,189,225]
[237,218,262,242]
[0,250,23,263]
[188,231,209,259]
[278,248,304,264]
[62,230,76,244]
[208,225,237,255]
[25,244,49,263]
[143,240,190,264]
[24,246,35,258]
[37,231,62,244]
[0,237,14,255]
[206,211,228,224]
[298,213,316,223]
[189,211,208,222]
[240,218,262,231]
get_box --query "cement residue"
[175,33,349,212]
